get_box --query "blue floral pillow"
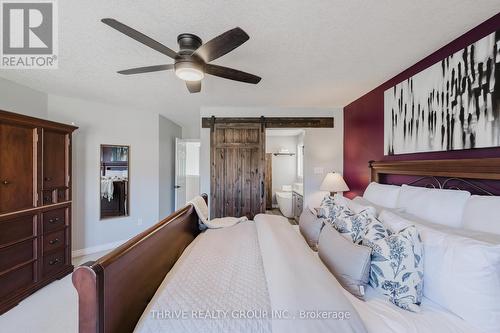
[329,208,375,244]
[317,195,346,224]
[365,225,424,312]
[362,217,390,249]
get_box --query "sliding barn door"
[211,123,265,219]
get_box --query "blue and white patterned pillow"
[366,225,424,312]
[317,195,345,223]
[329,208,375,244]
[362,217,390,251]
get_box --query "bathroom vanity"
[292,183,303,222]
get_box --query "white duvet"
[135,214,366,333]
[135,214,476,333]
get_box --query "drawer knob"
[44,177,52,181]
[49,238,60,245]
[49,258,60,265]
[2,180,9,185]
[49,217,60,224]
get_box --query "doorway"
[205,116,333,220]
[265,129,304,224]
[175,139,200,210]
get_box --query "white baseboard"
[72,239,127,258]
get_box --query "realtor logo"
[1,0,58,68]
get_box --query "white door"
[175,138,187,210]
[175,139,200,210]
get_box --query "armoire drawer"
[42,250,66,277]
[0,240,35,273]
[42,208,66,233]
[0,214,36,247]
[0,263,35,299]
[42,229,66,254]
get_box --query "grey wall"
[199,107,343,214]
[303,125,344,208]
[0,77,48,118]
[48,95,162,251]
[159,115,182,219]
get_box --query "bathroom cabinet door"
[265,153,272,209]
[211,122,265,219]
[294,193,303,222]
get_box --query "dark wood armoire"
[0,109,77,314]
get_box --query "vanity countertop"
[292,183,303,196]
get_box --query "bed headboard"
[369,158,500,195]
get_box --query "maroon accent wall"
[344,13,500,198]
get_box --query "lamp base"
[329,191,337,197]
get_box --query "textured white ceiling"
[1,0,499,137]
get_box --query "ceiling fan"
[101,18,261,93]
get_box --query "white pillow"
[363,182,401,208]
[397,184,470,228]
[379,210,500,333]
[335,194,376,215]
[397,211,500,244]
[353,196,404,217]
[462,195,500,235]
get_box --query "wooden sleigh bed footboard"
[72,194,206,333]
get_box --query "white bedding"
[135,216,366,333]
[135,214,474,333]
[135,221,272,333]
[255,214,366,333]
[345,287,480,333]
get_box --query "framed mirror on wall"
[100,144,129,219]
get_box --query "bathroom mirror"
[100,145,129,219]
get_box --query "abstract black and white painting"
[384,30,500,155]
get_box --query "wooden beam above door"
[201,117,334,129]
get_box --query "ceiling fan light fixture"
[102,19,262,92]
[174,62,204,81]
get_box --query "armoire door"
[42,130,69,204]
[211,122,265,219]
[0,122,37,214]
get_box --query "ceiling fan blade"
[205,64,261,84]
[186,81,201,93]
[101,18,178,59]
[117,64,174,75]
[193,27,249,63]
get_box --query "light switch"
[314,167,324,175]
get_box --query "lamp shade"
[320,172,349,193]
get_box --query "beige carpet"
[0,250,109,333]
[266,208,298,225]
